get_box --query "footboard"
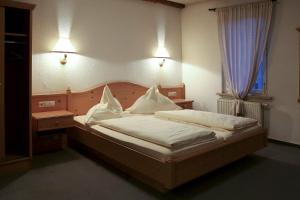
[68,124,267,191]
[172,129,267,187]
[68,126,176,191]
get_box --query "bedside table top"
[172,99,194,104]
[32,110,74,120]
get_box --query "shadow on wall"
[128,59,182,87]
[32,53,111,93]
[61,0,179,64]
[32,53,182,94]
[268,107,294,142]
[52,0,177,73]
[182,62,222,112]
[69,3,156,63]
[31,0,182,94]
[56,0,75,39]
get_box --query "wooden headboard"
[32,82,185,116]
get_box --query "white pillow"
[126,86,181,114]
[85,85,123,125]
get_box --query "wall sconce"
[51,37,76,65]
[154,46,170,67]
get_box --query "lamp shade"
[154,46,170,58]
[52,38,76,53]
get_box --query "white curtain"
[217,1,272,115]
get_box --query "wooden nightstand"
[32,110,74,154]
[173,99,193,109]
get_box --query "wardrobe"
[0,1,35,173]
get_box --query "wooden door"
[0,7,5,161]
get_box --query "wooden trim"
[0,157,31,176]
[0,3,35,169]
[142,0,185,9]
[5,32,28,37]
[0,156,31,166]
[297,28,300,103]
[0,7,4,161]
[28,9,33,158]
[68,124,267,190]
[32,110,74,120]
[0,0,35,10]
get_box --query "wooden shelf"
[5,32,28,37]
[32,110,74,120]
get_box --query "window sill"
[216,92,273,101]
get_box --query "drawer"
[33,133,64,154]
[37,116,73,131]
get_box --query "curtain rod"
[208,0,277,12]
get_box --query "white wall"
[22,0,182,94]
[21,0,300,144]
[182,1,221,111]
[182,0,300,145]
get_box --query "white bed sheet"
[73,115,262,163]
[98,115,216,150]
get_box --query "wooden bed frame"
[32,82,267,191]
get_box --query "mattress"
[155,110,258,131]
[73,115,262,163]
[98,115,216,150]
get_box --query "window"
[217,1,272,98]
[251,54,267,94]
[223,54,267,96]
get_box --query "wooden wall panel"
[32,82,186,116]
[159,84,185,100]
[67,82,149,115]
[31,94,68,113]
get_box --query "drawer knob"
[55,121,59,126]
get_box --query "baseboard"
[0,158,32,176]
[268,139,300,148]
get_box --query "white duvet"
[155,110,258,131]
[98,115,216,150]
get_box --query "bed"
[65,82,267,191]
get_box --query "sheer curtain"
[217,1,272,115]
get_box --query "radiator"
[217,98,263,126]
